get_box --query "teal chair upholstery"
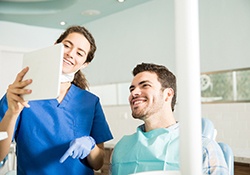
[201,118,234,175]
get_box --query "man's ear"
[164,88,174,101]
[80,62,89,69]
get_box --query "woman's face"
[61,32,90,74]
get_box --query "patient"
[111,63,229,175]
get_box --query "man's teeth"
[134,101,143,105]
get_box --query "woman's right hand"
[6,67,32,115]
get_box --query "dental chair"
[218,142,234,175]
[201,117,216,140]
[1,142,17,175]
[0,157,8,169]
[201,117,234,175]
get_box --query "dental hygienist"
[0,25,113,175]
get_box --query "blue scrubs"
[0,84,113,175]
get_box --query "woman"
[0,26,113,174]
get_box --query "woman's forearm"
[87,143,105,170]
[0,110,18,161]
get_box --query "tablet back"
[22,44,63,101]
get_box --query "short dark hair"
[132,63,177,111]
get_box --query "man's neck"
[143,112,176,132]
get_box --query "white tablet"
[22,43,64,101]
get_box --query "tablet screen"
[22,43,64,101]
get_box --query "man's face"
[128,71,165,120]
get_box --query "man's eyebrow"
[129,80,151,90]
[139,80,151,85]
[129,85,135,91]
[63,40,87,55]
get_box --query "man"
[111,63,229,175]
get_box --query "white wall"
[199,0,250,72]
[202,103,250,159]
[84,0,175,86]
[0,48,23,98]
[0,21,62,50]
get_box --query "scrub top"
[0,84,113,175]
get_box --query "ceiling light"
[81,10,100,16]
[60,21,66,26]
[117,0,125,2]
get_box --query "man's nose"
[131,87,141,97]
